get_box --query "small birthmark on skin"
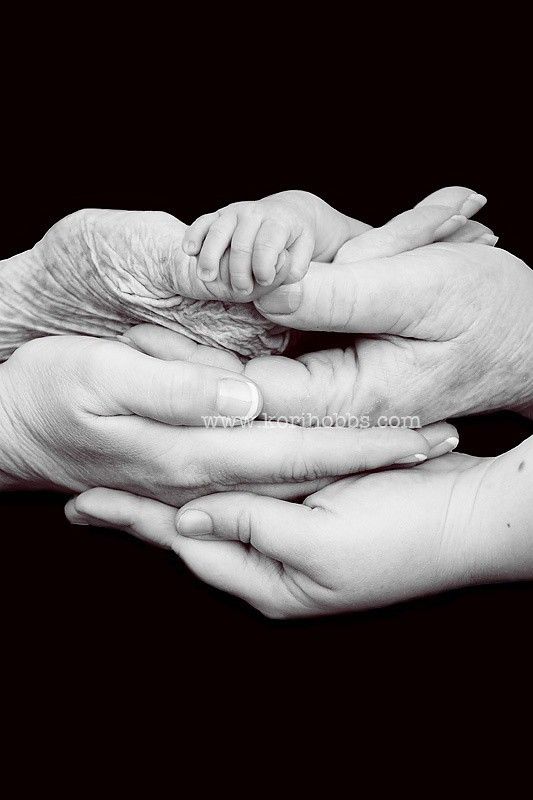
[506,523,511,528]
[518,461,525,472]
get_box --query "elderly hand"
[0,187,494,361]
[117,191,510,426]
[64,436,533,618]
[0,209,290,360]
[0,335,451,502]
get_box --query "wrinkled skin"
[6,210,290,358]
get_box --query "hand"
[65,437,533,618]
[182,187,492,298]
[252,223,533,425]
[183,193,317,295]
[118,193,503,425]
[0,209,289,361]
[0,335,449,502]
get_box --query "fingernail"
[66,509,97,526]
[184,240,196,255]
[197,266,216,282]
[232,278,254,294]
[255,267,277,287]
[434,214,467,240]
[393,453,428,465]
[255,284,302,314]
[479,233,499,246]
[460,193,487,217]
[176,509,214,537]
[216,378,261,420]
[429,436,459,459]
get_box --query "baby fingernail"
[429,436,459,459]
[434,214,467,239]
[460,193,487,216]
[184,240,196,254]
[393,453,428,465]
[232,278,254,294]
[197,266,216,281]
[256,267,277,287]
[216,378,261,421]
[256,284,302,314]
[176,509,214,537]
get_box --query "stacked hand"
[62,186,533,617]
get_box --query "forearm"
[475,435,533,583]
[0,247,126,361]
[264,190,370,261]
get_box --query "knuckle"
[231,241,253,255]
[207,224,229,239]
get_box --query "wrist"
[470,438,533,583]
[0,366,28,490]
[0,248,45,361]
[268,190,367,261]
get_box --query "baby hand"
[182,197,315,296]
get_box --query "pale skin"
[65,189,533,618]
[182,187,492,296]
[0,188,480,504]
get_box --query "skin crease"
[0,187,494,361]
[0,334,454,503]
[64,188,533,617]
[65,440,533,618]
[0,187,485,507]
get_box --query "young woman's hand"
[65,437,533,618]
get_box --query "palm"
[276,452,488,614]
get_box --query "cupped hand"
[118,191,509,426]
[0,335,449,502]
[65,442,529,618]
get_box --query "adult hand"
[118,192,508,426]
[0,209,290,361]
[0,187,494,362]
[65,436,533,618]
[0,335,448,502]
[252,239,533,425]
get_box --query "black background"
[2,37,532,773]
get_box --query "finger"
[119,325,243,372]
[419,421,459,459]
[103,341,262,425]
[254,250,452,336]
[285,231,315,284]
[229,213,263,295]
[252,219,291,287]
[334,205,469,263]
[207,423,431,482]
[197,210,238,282]
[66,488,286,614]
[441,220,498,245]
[183,212,218,256]
[66,488,179,547]
[416,186,487,217]
[176,491,323,574]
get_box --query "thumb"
[254,247,456,337]
[97,340,262,425]
[176,491,325,576]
